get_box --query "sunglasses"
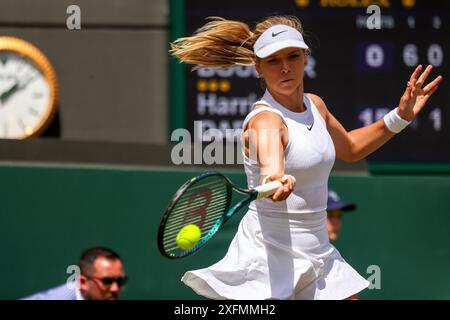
[86,275,128,287]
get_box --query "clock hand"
[17,74,36,91]
[0,74,36,103]
[0,82,19,103]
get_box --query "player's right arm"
[243,109,294,201]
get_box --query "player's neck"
[269,86,305,113]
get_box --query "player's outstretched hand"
[397,64,443,121]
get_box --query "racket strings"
[162,201,230,238]
[167,187,228,213]
[162,176,230,254]
[163,200,229,234]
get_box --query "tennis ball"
[176,224,201,250]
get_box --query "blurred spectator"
[23,247,127,300]
[327,190,356,242]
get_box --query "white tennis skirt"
[182,209,369,300]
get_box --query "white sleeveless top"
[241,90,336,214]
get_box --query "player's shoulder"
[248,110,284,130]
[305,93,327,109]
[306,93,328,119]
[247,104,285,129]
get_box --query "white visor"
[253,25,309,58]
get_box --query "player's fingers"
[271,186,284,201]
[283,176,296,200]
[284,183,291,199]
[416,64,433,87]
[275,181,288,201]
[283,177,290,192]
[399,82,413,108]
[278,177,292,201]
[278,187,288,201]
[422,85,440,103]
[409,64,422,83]
[423,75,443,93]
[288,175,295,192]
[282,175,294,193]
[411,82,422,100]
[288,176,294,192]
[271,175,296,201]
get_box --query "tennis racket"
[157,171,293,259]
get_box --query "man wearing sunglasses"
[23,247,128,300]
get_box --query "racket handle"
[254,175,295,199]
[254,180,281,199]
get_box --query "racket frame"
[157,171,257,259]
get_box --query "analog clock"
[0,37,58,139]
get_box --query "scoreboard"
[176,0,449,164]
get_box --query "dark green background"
[1,164,449,299]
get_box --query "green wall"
[0,164,449,299]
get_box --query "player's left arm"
[308,64,443,163]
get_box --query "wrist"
[395,108,414,122]
[383,108,412,134]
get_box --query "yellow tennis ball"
[176,224,201,250]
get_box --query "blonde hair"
[170,15,305,69]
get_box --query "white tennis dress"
[182,90,370,300]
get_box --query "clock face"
[0,51,52,139]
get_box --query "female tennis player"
[170,16,442,300]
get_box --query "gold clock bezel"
[0,36,59,139]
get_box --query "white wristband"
[383,108,411,133]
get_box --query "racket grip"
[254,175,296,199]
[254,180,282,199]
